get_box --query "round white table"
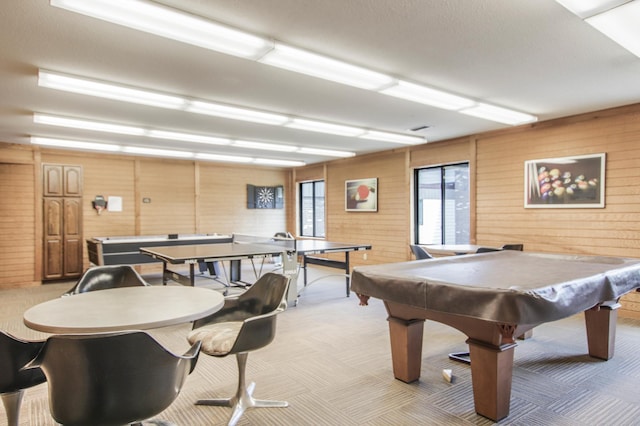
[23,286,224,333]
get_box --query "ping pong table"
[139,234,371,296]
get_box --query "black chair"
[475,247,502,253]
[502,244,524,251]
[187,272,291,426]
[0,332,46,426]
[63,265,149,296]
[25,330,201,426]
[410,245,433,260]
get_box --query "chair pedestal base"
[196,353,288,426]
[2,390,25,426]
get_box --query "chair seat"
[188,322,243,356]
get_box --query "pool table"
[350,250,640,421]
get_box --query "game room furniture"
[61,264,149,296]
[86,233,232,266]
[350,250,640,421]
[23,286,224,333]
[0,332,46,426]
[187,272,291,426]
[25,331,201,426]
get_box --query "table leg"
[189,264,194,286]
[162,262,168,285]
[344,252,350,297]
[387,317,424,383]
[467,339,517,422]
[585,301,621,360]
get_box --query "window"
[415,163,469,244]
[299,180,325,237]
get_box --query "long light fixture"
[555,0,640,58]
[459,103,538,126]
[50,0,537,126]
[258,43,395,90]
[30,136,307,166]
[33,113,356,158]
[38,70,423,145]
[50,0,273,59]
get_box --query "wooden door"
[43,164,83,280]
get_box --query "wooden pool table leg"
[387,317,424,383]
[467,339,517,422]
[585,301,621,360]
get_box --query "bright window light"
[147,130,230,146]
[122,146,194,158]
[50,0,273,59]
[31,136,121,152]
[187,100,290,125]
[460,103,538,125]
[285,118,365,137]
[33,113,146,135]
[38,70,186,109]
[380,80,476,110]
[586,1,640,58]
[259,43,395,90]
[297,147,355,158]
[360,130,425,145]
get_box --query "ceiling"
[1,0,639,166]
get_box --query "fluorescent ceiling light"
[233,140,297,152]
[122,146,194,158]
[285,118,365,137]
[147,130,230,146]
[31,136,121,152]
[254,158,306,167]
[39,70,186,109]
[380,80,475,110]
[33,113,145,136]
[297,147,355,158]
[50,0,273,59]
[459,103,538,125]
[259,43,395,90]
[195,153,253,163]
[554,0,629,19]
[187,100,290,125]
[39,69,422,146]
[586,1,640,58]
[360,130,425,145]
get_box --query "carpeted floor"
[2,264,640,425]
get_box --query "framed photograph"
[524,153,605,208]
[345,178,378,212]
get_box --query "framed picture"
[524,153,605,208]
[345,178,377,212]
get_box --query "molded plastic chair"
[187,272,291,426]
[25,331,201,426]
[410,245,433,260]
[0,332,46,426]
[63,265,149,296]
[502,244,524,251]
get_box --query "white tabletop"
[23,286,224,333]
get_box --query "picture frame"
[345,178,378,212]
[524,153,605,208]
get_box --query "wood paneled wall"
[292,104,640,318]
[0,147,287,288]
[1,103,639,317]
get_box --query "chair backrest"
[410,245,433,260]
[63,265,149,296]
[192,273,290,355]
[27,331,200,425]
[502,244,524,251]
[475,247,502,253]
[0,331,46,394]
